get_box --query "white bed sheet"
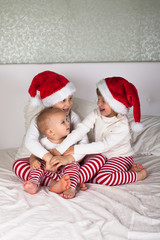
[0,148,160,240]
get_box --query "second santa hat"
[28,71,76,107]
[97,77,143,132]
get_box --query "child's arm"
[63,145,74,155]
[71,111,89,145]
[56,110,97,155]
[25,117,53,162]
[71,119,131,155]
[62,116,131,156]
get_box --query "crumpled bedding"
[0,148,160,240]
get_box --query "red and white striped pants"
[13,154,136,189]
[79,155,137,185]
[13,158,80,189]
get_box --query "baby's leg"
[23,167,45,194]
[40,170,60,186]
[13,158,31,181]
[79,154,106,183]
[59,162,80,199]
[13,158,38,194]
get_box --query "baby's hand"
[30,159,41,170]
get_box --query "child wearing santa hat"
[13,71,105,198]
[53,77,147,186]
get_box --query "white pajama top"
[25,110,88,161]
[56,108,133,159]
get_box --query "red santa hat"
[97,77,143,132]
[28,71,76,107]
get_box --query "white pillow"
[15,97,96,159]
[129,115,160,156]
[15,101,44,159]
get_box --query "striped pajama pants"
[13,154,137,189]
[79,155,137,185]
[13,158,80,189]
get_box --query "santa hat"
[97,77,143,132]
[28,71,76,107]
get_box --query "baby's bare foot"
[59,187,76,199]
[49,175,70,194]
[130,163,144,172]
[23,181,38,194]
[137,168,147,181]
[77,183,87,191]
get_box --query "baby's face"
[97,94,117,118]
[50,111,70,139]
[53,95,73,116]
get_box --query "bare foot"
[77,183,87,191]
[59,187,76,199]
[137,168,147,181]
[130,163,144,172]
[23,181,38,194]
[49,175,70,194]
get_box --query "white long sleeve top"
[25,110,88,161]
[56,108,134,159]
[40,137,84,162]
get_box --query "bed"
[0,63,160,240]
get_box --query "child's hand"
[30,159,41,170]
[63,146,74,155]
[45,156,61,172]
[45,161,58,173]
[50,148,61,156]
[50,155,75,169]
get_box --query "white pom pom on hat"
[97,77,143,132]
[28,71,76,107]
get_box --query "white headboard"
[0,62,160,149]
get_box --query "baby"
[23,107,86,198]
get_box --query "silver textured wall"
[0,0,160,63]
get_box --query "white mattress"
[0,148,160,240]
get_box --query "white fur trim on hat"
[30,94,42,107]
[42,82,75,107]
[97,79,128,115]
[131,122,143,132]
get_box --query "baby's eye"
[61,121,65,124]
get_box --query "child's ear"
[46,128,54,136]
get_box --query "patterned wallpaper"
[0,0,160,63]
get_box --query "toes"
[59,193,64,198]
